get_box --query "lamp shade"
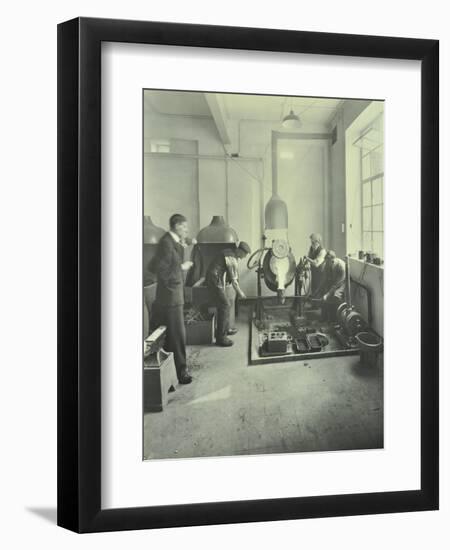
[143,216,165,244]
[264,195,289,230]
[196,215,238,244]
[282,109,302,129]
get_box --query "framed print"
[57,17,439,532]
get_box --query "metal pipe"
[345,256,352,308]
[271,131,278,195]
[225,158,229,223]
[144,151,263,162]
[349,277,373,324]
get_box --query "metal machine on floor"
[246,260,371,364]
[244,189,381,365]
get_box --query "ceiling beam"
[204,93,231,146]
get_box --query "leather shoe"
[216,338,234,347]
[227,328,238,336]
[178,372,192,384]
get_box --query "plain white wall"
[1,1,448,549]
[329,99,371,257]
[277,139,328,256]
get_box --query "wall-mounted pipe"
[225,158,229,223]
[145,151,263,162]
[345,256,352,308]
[350,276,373,325]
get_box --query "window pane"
[372,205,383,231]
[363,207,372,231]
[371,147,384,175]
[372,177,383,205]
[363,231,372,251]
[362,154,371,180]
[373,232,384,259]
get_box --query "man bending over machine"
[314,250,346,322]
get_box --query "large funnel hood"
[265,133,289,231]
[264,194,288,230]
[197,215,239,244]
[144,216,165,244]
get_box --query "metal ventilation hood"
[264,194,289,230]
[143,216,165,244]
[196,216,239,244]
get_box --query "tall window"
[357,115,384,260]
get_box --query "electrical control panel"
[267,331,289,353]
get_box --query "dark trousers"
[321,299,339,322]
[150,303,187,379]
[209,286,230,343]
[321,286,345,322]
[310,266,325,296]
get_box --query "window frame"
[359,115,384,259]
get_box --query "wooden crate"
[185,313,215,345]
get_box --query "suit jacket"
[154,232,185,307]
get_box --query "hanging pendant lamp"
[281,96,302,129]
[282,109,302,129]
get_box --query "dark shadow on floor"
[26,506,57,524]
[350,361,382,379]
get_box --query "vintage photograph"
[142,90,384,460]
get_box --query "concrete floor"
[143,318,383,460]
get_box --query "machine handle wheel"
[247,248,267,270]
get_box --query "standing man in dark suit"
[150,214,193,384]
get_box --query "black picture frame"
[57,17,439,533]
